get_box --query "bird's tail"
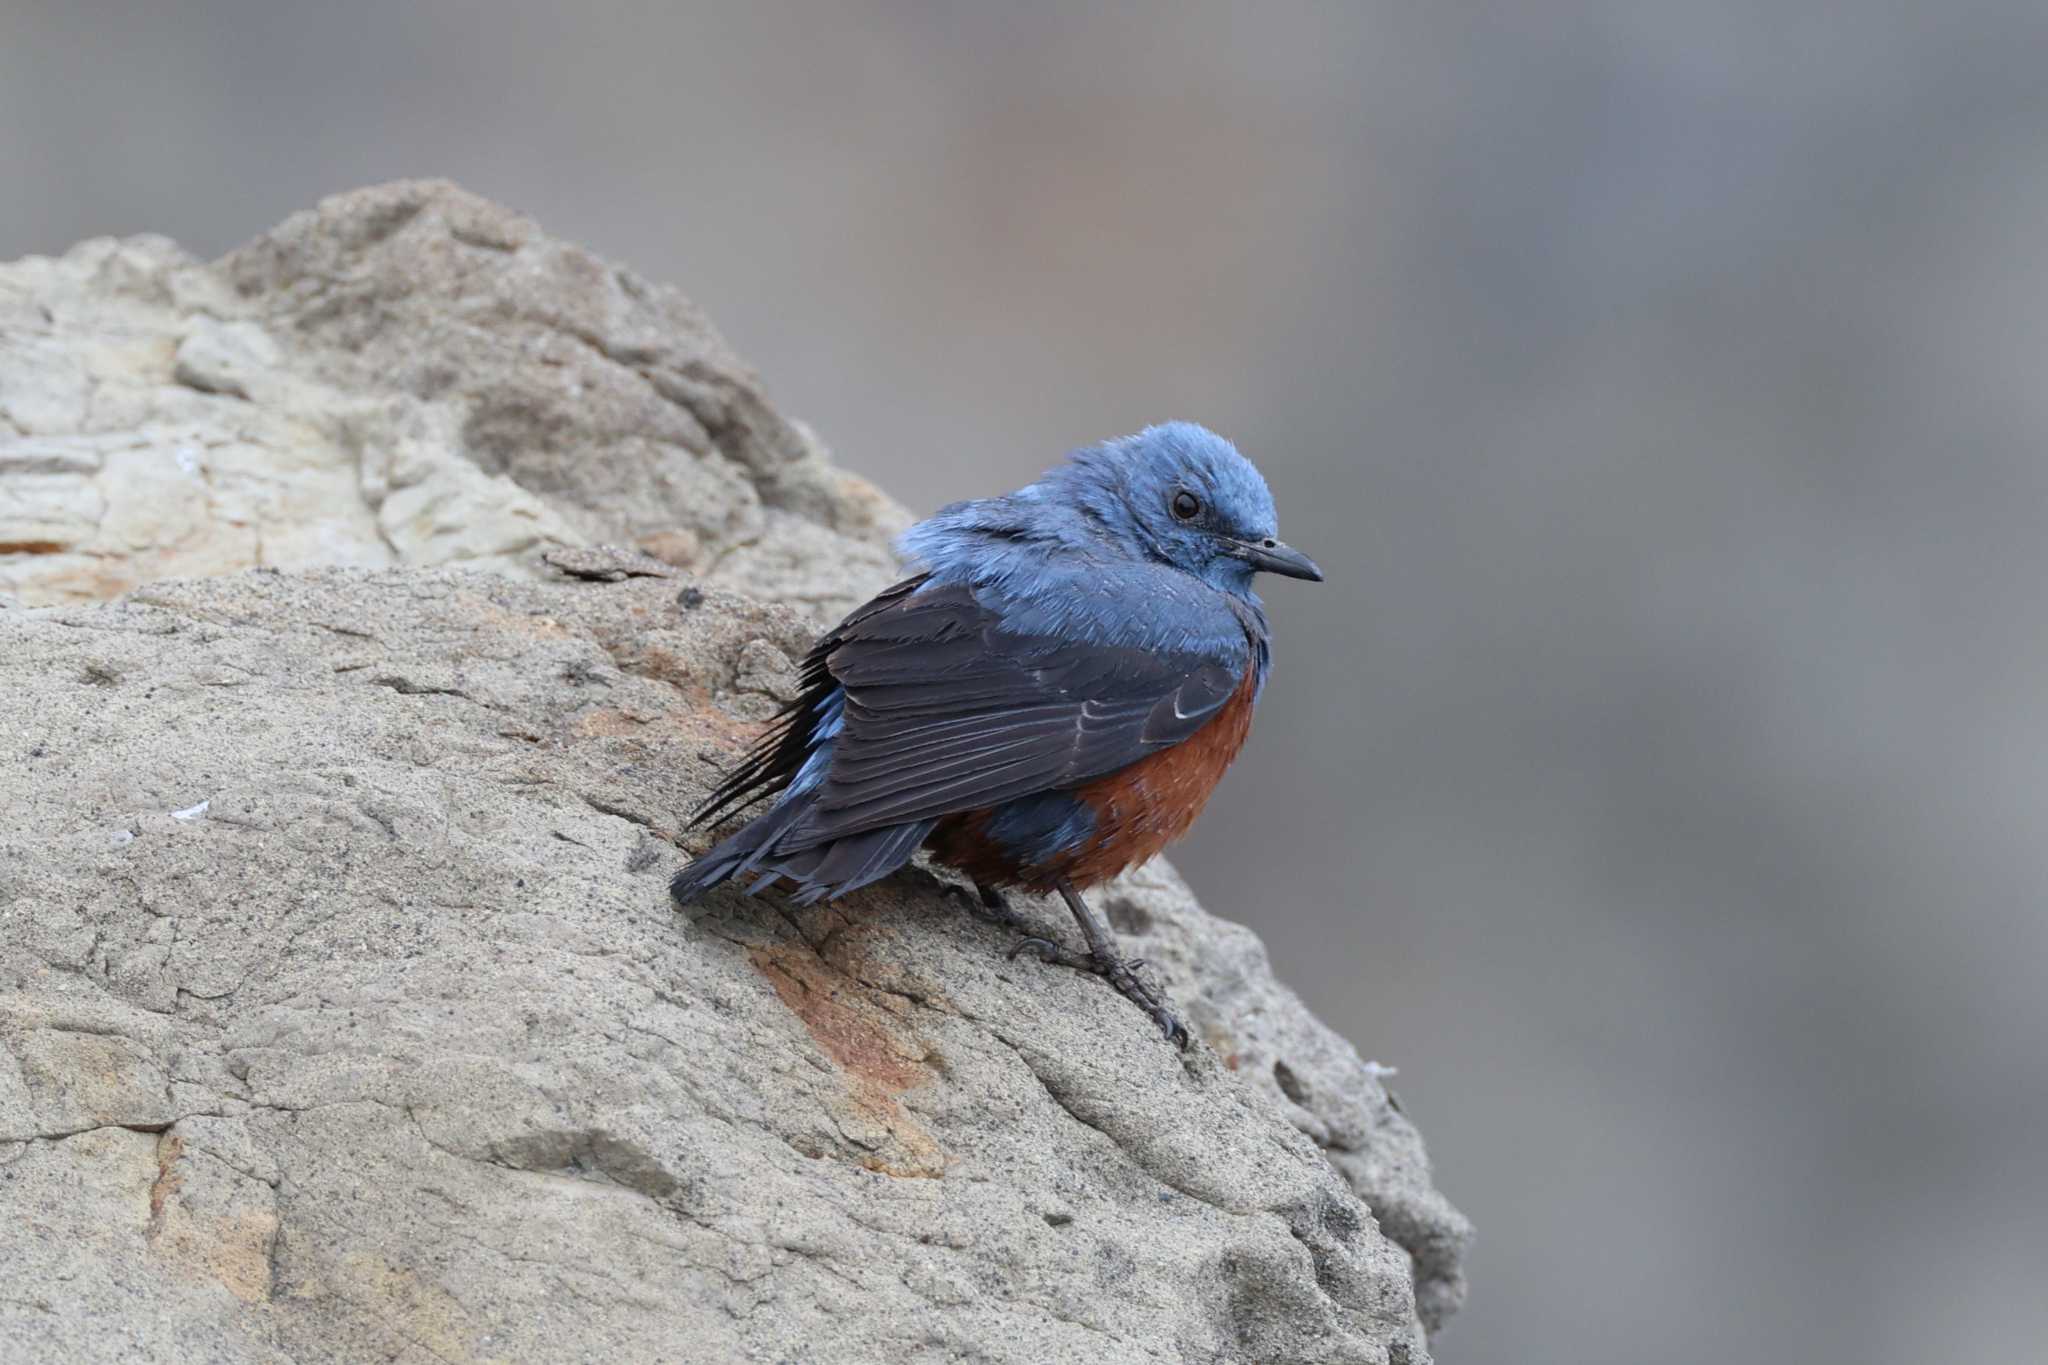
[670,792,937,908]
[669,790,805,905]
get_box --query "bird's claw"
[1008,936,1190,1049]
[1006,936,1095,971]
[1102,959,1191,1050]
[1155,1009,1192,1049]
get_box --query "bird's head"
[1045,422,1323,596]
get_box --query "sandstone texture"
[0,183,1467,1363]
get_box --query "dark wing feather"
[780,581,1244,848]
[686,575,928,829]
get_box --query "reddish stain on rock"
[748,937,948,1178]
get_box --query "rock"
[0,185,1467,1362]
[0,570,1464,1363]
[541,544,680,583]
[0,181,907,620]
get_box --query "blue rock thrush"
[670,422,1322,1046]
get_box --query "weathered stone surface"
[0,570,1463,1362]
[0,185,1467,1362]
[0,180,906,619]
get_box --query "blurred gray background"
[7,3,2045,1360]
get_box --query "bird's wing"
[783,580,1246,846]
[687,576,927,830]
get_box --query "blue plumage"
[900,421,1279,666]
[981,789,1100,869]
[671,421,1320,914]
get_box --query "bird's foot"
[1006,935,1096,971]
[944,880,1033,931]
[1007,937,1151,975]
[1006,937,1189,1049]
[1105,958,1191,1049]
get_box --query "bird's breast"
[927,663,1260,892]
[1057,663,1259,886]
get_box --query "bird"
[669,422,1322,1046]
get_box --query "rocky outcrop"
[0,183,1466,1363]
[0,180,904,618]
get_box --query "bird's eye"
[1170,490,1202,522]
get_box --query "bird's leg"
[1010,878,1189,1048]
[972,880,1030,929]
[943,879,1034,931]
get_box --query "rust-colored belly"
[927,665,1258,892]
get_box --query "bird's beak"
[1235,537,1324,582]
